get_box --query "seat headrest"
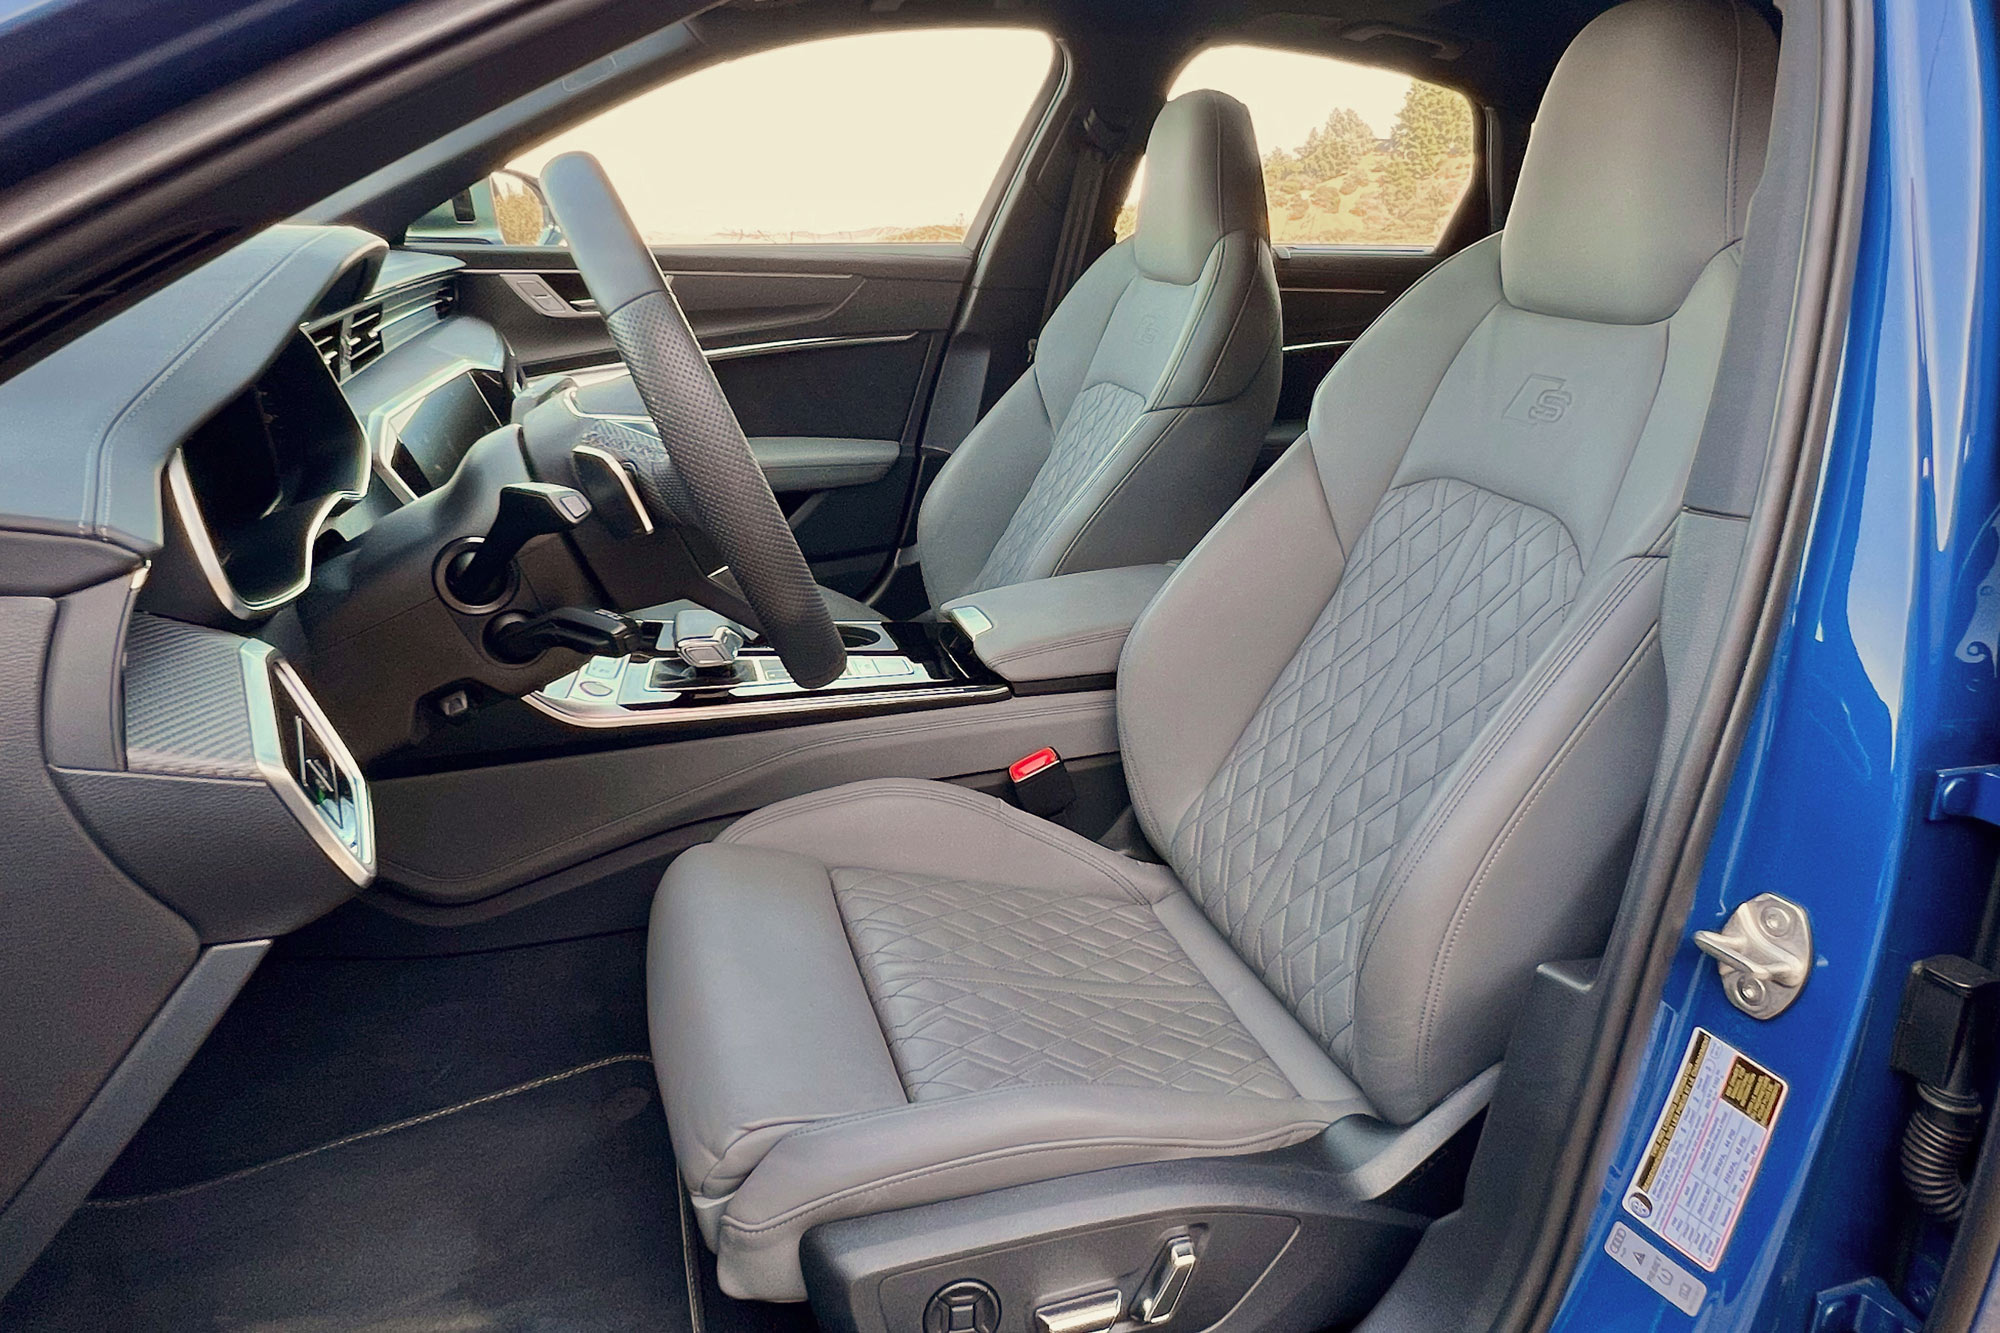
[1134,89,1268,285]
[1502,0,1777,324]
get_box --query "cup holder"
[838,623,890,649]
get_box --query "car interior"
[0,0,1853,1327]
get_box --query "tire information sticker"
[1621,1027,1787,1271]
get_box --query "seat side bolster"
[916,372,1060,608]
[649,844,905,1202]
[715,1084,1354,1301]
[917,248,1135,606]
[721,777,1183,903]
[1118,442,1347,849]
[1350,556,1670,1123]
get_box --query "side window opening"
[1115,45,1476,251]
[495,29,1056,248]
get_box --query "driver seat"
[648,0,1775,1302]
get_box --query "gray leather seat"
[648,0,1775,1301]
[908,88,1281,612]
[630,88,1279,622]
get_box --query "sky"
[511,32,1424,242]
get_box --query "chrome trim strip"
[540,333,920,398]
[525,680,1009,730]
[240,641,375,885]
[165,451,354,620]
[703,331,917,362]
[1281,337,1356,354]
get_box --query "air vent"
[344,303,383,375]
[299,276,455,383]
[306,322,341,376]
[378,278,453,347]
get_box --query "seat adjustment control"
[1033,1289,1122,1333]
[925,1280,999,1333]
[1134,1233,1197,1324]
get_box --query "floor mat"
[3,1055,689,1332]
[94,931,655,1199]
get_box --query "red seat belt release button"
[1009,747,1075,817]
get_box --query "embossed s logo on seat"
[1505,374,1574,425]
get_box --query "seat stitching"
[1354,556,1654,977]
[725,782,1157,901]
[1049,406,1190,576]
[983,625,1133,669]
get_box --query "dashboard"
[0,224,546,1247]
[0,224,544,940]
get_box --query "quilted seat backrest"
[1119,0,1777,1123]
[915,90,1281,606]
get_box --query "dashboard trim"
[524,678,1009,730]
[240,640,375,885]
[164,450,356,620]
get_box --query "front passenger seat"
[647,0,1775,1302]
[907,88,1280,612]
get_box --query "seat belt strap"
[1037,108,1126,342]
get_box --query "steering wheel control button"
[1033,1289,1123,1333]
[925,1281,999,1333]
[1134,1234,1198,1324]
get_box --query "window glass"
[511,29,1054,245]
[1114,45,1476,249]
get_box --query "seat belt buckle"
[1009,747,1075,817]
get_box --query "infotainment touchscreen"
[395,372,504,492]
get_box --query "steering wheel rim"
[540,152,846,689]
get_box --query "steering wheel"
[539,153,846,689]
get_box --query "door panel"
[423,240,967,594]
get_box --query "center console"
[527,619,1007,731]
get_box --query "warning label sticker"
[1622,1027,1786,1271]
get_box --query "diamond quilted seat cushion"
[646,0,1776,1303]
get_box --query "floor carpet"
[2,931,816,1333]
[3,1055,688,1331]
